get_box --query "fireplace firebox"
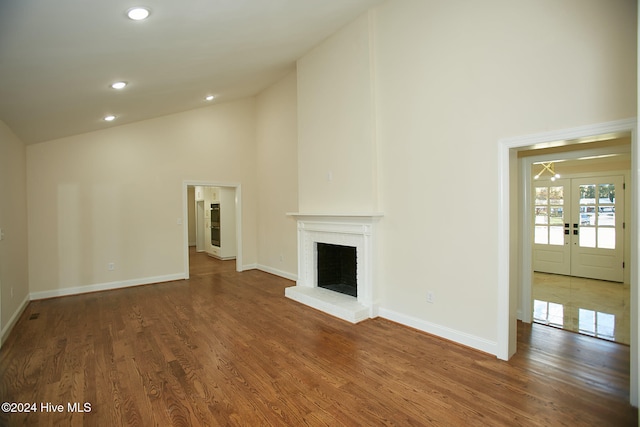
[317,243,357,297]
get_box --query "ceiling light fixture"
[127,7,150,20]
[205,95,215,101]
[104,115,117,122]
[110,81,127,90]
[534,162,561,181]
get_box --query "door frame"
[182,180,243,276]
[497,117,638,406]
[195,200,205,252]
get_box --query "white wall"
[27,99,258,297]
[255,71,299,279]
[296,0,637,354]
[0,120,29,343]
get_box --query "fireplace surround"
[285,213,382,323]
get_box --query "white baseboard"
[1,293,30,347]
[378,307,498,356]
[241,263,258,272]
[30,273,186,301]
[257,264,297,282]
[206,253,236,261]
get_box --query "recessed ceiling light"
[205,95,215,101]
[104,115,117,122]
[110,81,127,90]
[127,7,150,20]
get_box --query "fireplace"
[285,214,382,323]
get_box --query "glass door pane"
[578,183,616,249]
[534,185,564,246]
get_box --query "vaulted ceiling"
[0,0,383,144]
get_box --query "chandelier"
[533,162,561,181]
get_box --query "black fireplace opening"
[317,243,357,297]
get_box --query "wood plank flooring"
[0,249,637,426]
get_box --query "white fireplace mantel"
[285,213,382,323]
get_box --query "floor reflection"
[532,272,630,345]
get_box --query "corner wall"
[0,120,29,344]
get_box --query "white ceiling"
[0,0,383,144]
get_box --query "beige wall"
[297,13,378,213]
[375,0,635,346]
[0,120,29,342]
[27,98,258,296]
[255,71,299,278]
[296,0,637,353]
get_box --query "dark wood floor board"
[0,249,637,426]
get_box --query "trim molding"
[30,273,185,300]
[257,264,297,282]
[378,307,497,355]
[242,263,257,272]
[1,294,30,347]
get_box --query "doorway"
[182,181,243,277]
[497,118,638,406]
[531,170,630,345]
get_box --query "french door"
[533,175,624,282]
[533,179,571,276]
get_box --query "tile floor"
[532,272,630,345]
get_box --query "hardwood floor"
[0,249,637,426]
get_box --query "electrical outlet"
[108,262,115,271]
[427,291,434,303]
